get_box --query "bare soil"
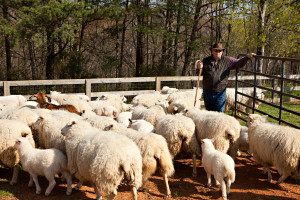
[0,153,299,200]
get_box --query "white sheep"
[49,91,82,105]
[116,111,132,127]
[61,120,142,200]
[161,86,178,94]
[155,114,200,177]
[167,88,202,104]
[131,92,168,108]
[0,95,27,108]
[237,126,249,156]
[104,123,175,197]
[0,106,39,127]
[129,119,155,133]
[14,136,72,196]
[93,93,123,114]
[201,138,235,200]
[131,105,166,127]
[82,113,118,130]
[0,119,34,185]
[185,108,241,158]
[167,98,202,114]
[61,98,92,112]
[92,105,118,118]
[247,114,300,184]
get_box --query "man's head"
[210,43,225,60]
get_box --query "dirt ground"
[0,153,299,200]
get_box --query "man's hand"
[247,53,256,58]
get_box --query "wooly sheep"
[185,108,241,158]
[116,111,132,127]
[61,120,142,200]
[225,88,265,114]
[128,119,155,133]
[0,95,27,108]
[0,119,34,185]
[161,86,178,94]
[167,98,202,114]
[82,113,118,130]
[104,123,174,197]
[131,92,168,108]
[49,91,82,105]
[201,138,235,200]
[92,105,118,118]
[61,98,92,112]
[167,88,202,104]
[14,136,72,196]
[0,106,39,127]
[132,105,166,127]
[236,126,249,156]
[155,114,200,177]
[92,93,123,114]
[247,114,300,184]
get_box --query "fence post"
[3,81,10,96]
[155,77,161,91]
[85,79,91,99]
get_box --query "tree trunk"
[119,0,129,77]
[135,0,144,77]
[2,1,12,81]
[46,30,55,80]
[257,0,267,74]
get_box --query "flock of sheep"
[0,86,299,200]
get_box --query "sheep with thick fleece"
[93,105,118,118]
[0,95,27,108]
[14,137,72,196]
[61,120,142,200]
[116,111,132,127]
[82,113,118,130]
[49,91,82,105]
[247,114,300,184]
[155,114,200,177]
[161,86,178,94]
[61,98,92,112]
[237,126,249,156]
[167,88,202,104]
[0,106,39,127]
[92,93,123,114]
[0,119,34,185]
[104,123,174,197]
[132,105,166,127]
[167,98,202,114]
[225,88,265,114]
[131,92,168,108]
[129,119,155,133]
[201,138,235,200]
[185,108,241,158]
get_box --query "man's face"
[212,49,223,60]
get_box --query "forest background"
[0,0,299,81]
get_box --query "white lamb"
[129,119,155,133]
[247,114,300,184]
[155,114,200,177]
[0,95,27,108]
[61,120,142,200]
[131,105,166,127]
[167,88,202,104]
[237,126,249,156]
[49,91,82,105]
[185,108,241,158]
[93,105,118,118]
[131,92,168,108]
[93,93,123,114]
[0,119,34,185]
[0,106,39,127]
[201,138,235,200]
[14,136,72,196]
[82,113,118,130]
[104,123,175,197]
[116,111,132,127]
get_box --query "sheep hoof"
[45,192,50,196]
[207,183,211,188]
[66,190,72,196]
[166,194,172,198]
[222,196,227,200]
[36,190,41,195]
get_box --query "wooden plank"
[8,79,85,86]
[85,80,91,99]
[3,82,10,96]
[91,90,156,97]
[156,77,161,91]
[89,77,156,84]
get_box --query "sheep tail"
[225,166,236,183]
[157,150,175,177]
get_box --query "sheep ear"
[21,132,29,137]
[72,121,76,125]
[248,114,254,120]
[113,111,118,118]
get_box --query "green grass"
[173,191,180,197]
[0,190,14,197]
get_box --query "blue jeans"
[203,89,226,112]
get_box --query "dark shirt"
[196,55,249,92]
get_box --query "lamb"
[128,119,155,133]
[155,114,200,177]
[49,91,83,104]
[201,138,235,200]
[61,98,92,112]
[167,88,202,104]
[92,93,123,114]
[92,105,118,118]
[104,123,175,197]
[237,126,249,156]
[247,114,300,184]
[225,88,265,114]
[116,111,132,127]
[61,120,142,200]
[82,113,118,130]
[167,98,202,114]
[131,92,168,108]
[184,108,241,158]
[14,136,72,196]
[131,105,166,127]
[0,95,27,108]
[0,119,34,185]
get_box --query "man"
[196,43,255,112]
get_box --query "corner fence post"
[156,77,161,91]
[85,79,91,99]
[3,81,10,96]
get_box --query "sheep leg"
[266,168,272,183]
[221,180,227,200]
[107,189,117,200]
[74,181,83,190]
[226,179,232,195]
[44,174,56,196]
[163,173,171,197]
[92,184,102,200]
[131,186,138,200]
[9,165,19,185]
[206,173,212,187]
[215,180,221,187]
[276,174,289,184]
[28,175,33,187]
[62,171,72,195]
[192,153,197,178]
[31,174,41,194]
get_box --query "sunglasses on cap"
[213,49,223,53]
